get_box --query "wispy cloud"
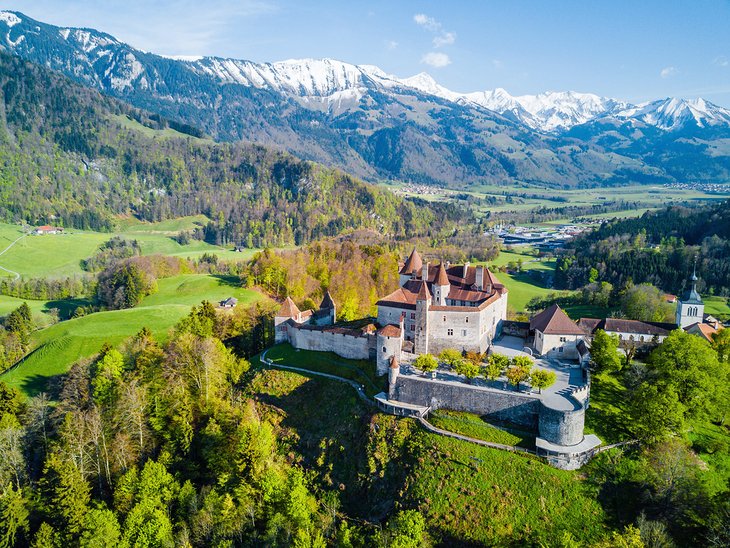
[713,56,729,67]
[413,13,440,32]
[385,40,399,51]
[492,59,503,69]
[413,13,456,49]
[660,66,678,78]
[421,52,451,68]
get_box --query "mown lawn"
[259,343,386,397]
[704,296,730,320]
[1,275,262,397]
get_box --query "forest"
[0,52,461,248]
[554,201,730,295]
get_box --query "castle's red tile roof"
[277,297,301,318]
[435,262,449,286]
[416,280,431,301]
[399,247,423,275]
[378,324,402,337]
[390,355,399,369]
[377,262,506,311]
[530,304,584,335]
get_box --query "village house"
[34,225,63,235]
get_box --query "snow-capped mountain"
[616,97,730,131]
[1,9,729,188]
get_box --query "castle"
[275,248,509,375]
[272,250,722,469]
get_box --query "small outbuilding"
[219,297,238,309]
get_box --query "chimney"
[476,265,484,291]
[422,261,429,281]
[462,261,470,280]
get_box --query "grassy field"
[429,409,534,448]
[584,370,631,444]
[1,274,263,396]
[403,430,608,545]
[704,296,730,320]
[384,180,729,221]
[112,114,214,143]
[246,364,612,544]
[260,343,386,397]
[0,220,259,279]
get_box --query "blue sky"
[4,0,730,106]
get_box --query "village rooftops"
[529,304,584,335]
[685,321,721,343]
[577,317,677,336]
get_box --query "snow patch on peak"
[0,11,22,27]
[617,97,730,130]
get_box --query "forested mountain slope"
[0,52,450,247]
[555,201,730,294]
[2,10,730,187]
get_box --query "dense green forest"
[554,201,730,295]
[0,52,461,248]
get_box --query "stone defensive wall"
[391,375,540,431]
[390,374,587,447]
[287,324,374,360]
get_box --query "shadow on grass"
[211,274,242,288]
[19,372,63,398]
[44,298,95,320]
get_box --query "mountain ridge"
[1,9,729,188]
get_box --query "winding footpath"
[0,230,29,280]
[260,349,541,455]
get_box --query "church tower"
[676,265,704,329]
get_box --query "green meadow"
[0,218,259,279]
[1,274,263,396]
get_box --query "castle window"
[462,329,467,337]
[410,325,415,331]
[560,337,567,342]
[448,329,454,336]
[410,313,416,320]
[465,317,469,323]
[443,316,447,322]
[559,347,564,353]
[383,346,387,353]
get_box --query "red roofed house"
[35,225,63,235]
[530,304,587,359]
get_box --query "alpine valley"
[2,9,730,188]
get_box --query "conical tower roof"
[320,291,335,310]
[277,296,301,318]
[416,280,431,301]
[390,355,399,369]
[399,247,423,275]
[435,262,449,286]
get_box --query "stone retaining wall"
[288,326,373,360]
[391,375,541,431]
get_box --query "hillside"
[555,201,730,295]
[2,10,730,187]
[0,51,451,245]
